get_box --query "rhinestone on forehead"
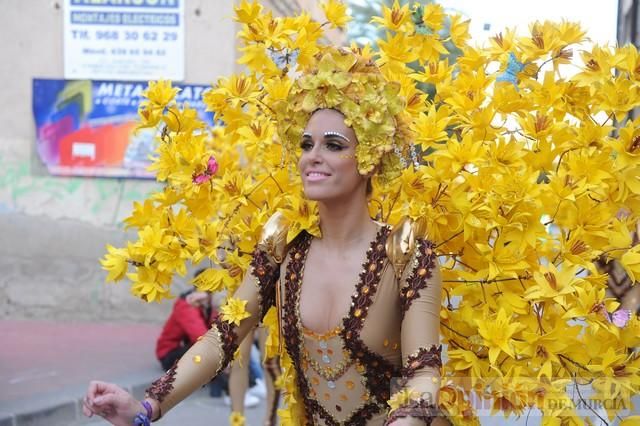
[324,131,351,143]
[302,131,352,143]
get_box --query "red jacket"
[155,296,217,360]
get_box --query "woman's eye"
[300,140,313,151]
[326,141,344,151]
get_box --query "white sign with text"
[64,0,184,81]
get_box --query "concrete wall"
[0,0,238,322]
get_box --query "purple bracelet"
[141,400,153,420]
[133,400,153,426]
[133,413,150,426]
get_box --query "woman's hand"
[82,380,142,426]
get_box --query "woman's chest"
[298,268,404,353]
[288,260,404,361]
[298,258,364,334]
[282,230,404,358]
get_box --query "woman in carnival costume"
[86,1,640,425]
[87,45,448,426]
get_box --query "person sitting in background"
[155,271,217,371]
[154,270,232,403]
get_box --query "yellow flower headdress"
[274,47,414,181]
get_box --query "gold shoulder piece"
[256,211,289,264]
[386,216,427,279]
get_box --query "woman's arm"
[84,245,281,424]
[143,245,281,418]
[386,238,443,425]
[84,213,288,424]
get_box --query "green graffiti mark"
[0,154,159,224]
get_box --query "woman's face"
[298,109,367,202]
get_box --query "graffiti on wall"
[0,153,159,226]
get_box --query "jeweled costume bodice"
[280,228,441,425]
[145,221,444,425]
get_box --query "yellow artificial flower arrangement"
[100,0,640,424]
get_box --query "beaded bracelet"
[133,413,150,426]
[133,400,153,426]
[141,400,153,420]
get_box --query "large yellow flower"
[220,297,251,326]
[229,411,245,426]
[100,244,129,282]
[524,264,584,306]
[321,0,351,29]
[476,308,524,364]
[371,0,412,32]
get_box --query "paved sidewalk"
[0,320,161,425]
[0,320,266,426]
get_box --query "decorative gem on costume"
[401,345,443,382]
[400,239,437,316]
[302,345,354,383]
[212,317,239,376]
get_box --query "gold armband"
[256,211,290,355]
[256,211,289,264]
[386,216,427,279]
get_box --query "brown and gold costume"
[146,218,443,425]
